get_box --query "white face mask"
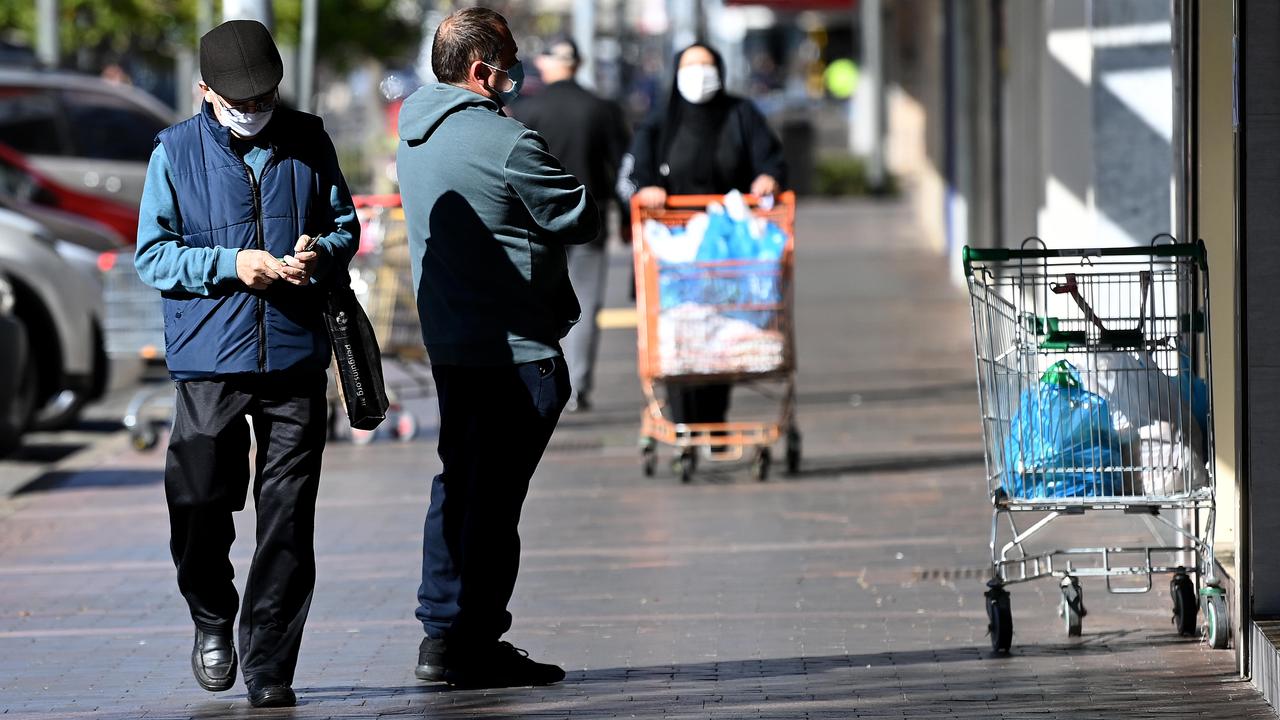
[214,95,275,137]
[677,64,721,105]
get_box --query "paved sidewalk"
[0,200,1272,719]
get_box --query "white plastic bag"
[1135,420,1209,496]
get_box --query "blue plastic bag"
[1003,361,1127,498]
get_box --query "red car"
[0,142,138,242]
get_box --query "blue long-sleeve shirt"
[135,136,359,295]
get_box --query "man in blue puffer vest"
[134,20,358,709]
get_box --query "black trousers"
[666,383,732,424]
[165,369,327,686]
[417,357,569,643]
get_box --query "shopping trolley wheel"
[785,428,801,476]
[1171,573,1199,637]
[131,423,159,452]
[1059,576,1085,637]
[751,448,771,482]
[1202,587,1230,649]
[641,442,657,477]
[985,582,1013,654]
[676,450,696,484]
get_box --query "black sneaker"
[415,636,448,682]
[445,641,566,689]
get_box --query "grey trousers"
[563,235,609,400]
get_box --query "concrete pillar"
[853,0,885,189]
[299,0,318,112]
[222,0,273,29]
[36,0,58,69]
[573,0,596,89]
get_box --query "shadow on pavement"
[793,450,986,479]
[14,468,164,494]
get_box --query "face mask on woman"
[677,64,721,105]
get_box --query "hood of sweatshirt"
[398,83,500,143]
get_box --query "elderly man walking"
[134,19,358,708]
[397,7,599,689]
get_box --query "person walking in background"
[617,43,787,435]
[134,20,358,709]
[513,37,631,413]
[396,7,599,688]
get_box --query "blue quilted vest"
[157,103,333,380]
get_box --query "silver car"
[0,68,175,206]
[0,208,107,432]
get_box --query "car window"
[61,90,167,161]
[0,155,40,202]
[0,88,64,156]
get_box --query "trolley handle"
[962,240,1207,277]
[631,191,796,213]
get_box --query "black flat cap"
[200,20,283,101]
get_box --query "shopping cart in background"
[632,192,801,483]
[963,238,1226,653]
[99,249,174,451]
[105,194,432,450]
[348,194,431,444]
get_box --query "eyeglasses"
[221,90,278,114]
[201,83,278,114]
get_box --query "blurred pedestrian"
[617,43,787,437]
[396,7,599,688]
[134,20,358,709]
[513,37,630,412]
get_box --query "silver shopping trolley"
[963,237,1226,653]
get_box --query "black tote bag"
[325,283,388,430]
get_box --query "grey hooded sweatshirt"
[396,83,600,366]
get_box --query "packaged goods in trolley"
[963,237,1226,653]
[632,191,801,483]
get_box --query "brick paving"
[0,199,1272,719]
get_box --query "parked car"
[0,141,139,241]
[0,273,33,456]
[0,208,107,432]
[0,68,175,206]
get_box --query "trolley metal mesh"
[967,245,1212,509]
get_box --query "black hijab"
[657,44,734,168]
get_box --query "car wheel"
[0,319,37,456]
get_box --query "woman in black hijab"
[618,43,787,437]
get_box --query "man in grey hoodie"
[396,7,599,689]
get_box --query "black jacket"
[618,95,786,199]
[514,80,630,224]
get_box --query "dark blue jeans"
[417,357,570,642]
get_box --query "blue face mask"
[483,60,524,105]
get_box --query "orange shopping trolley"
[632,191,801,483]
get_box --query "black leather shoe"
[191,629,237,692]
[247,683,296,708]
[445,641,566,689]
[415,636,448,682]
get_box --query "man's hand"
[236,250,285,289]
[279,235,320,286]
[635,186,668,209]
[750,174,779,198]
